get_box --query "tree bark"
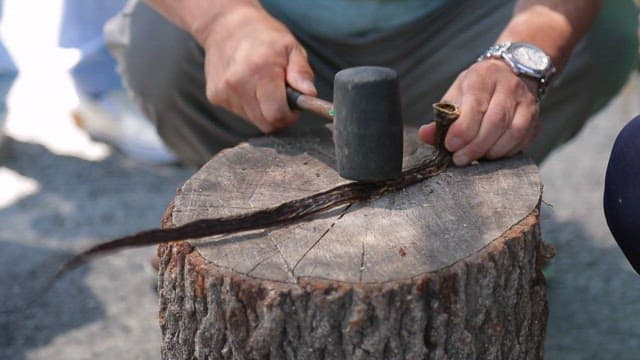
[158,135,551,360]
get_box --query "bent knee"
[604,115,640,274]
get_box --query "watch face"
[511,43,549,71]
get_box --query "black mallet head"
[333,66,404,182]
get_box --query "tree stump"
[159,133,551,360]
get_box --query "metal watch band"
[476,43,510,63]
[476,42,555,102]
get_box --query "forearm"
[497,0,603,71]
[143,0,267,44]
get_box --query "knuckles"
[508,120,529,141]
[262,106,297,130]
[445,60,543,162]
[483,106,511,132]
[201,20,306,133]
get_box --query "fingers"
[251,45,316,133]
[419,66,494,147]
[201,11,315,133]
[418,122,437,145]
[420,60,539,166]
[442,75,494,156]
[485,103,539,159]
[253,67,297,132]
[286,45,317,96]
[451,90,514,165]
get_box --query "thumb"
[286,45,317,96]
[418,123,437,145]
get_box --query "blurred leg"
[0,37,17,123]
[0,0,18,151]
[604,115,640,275]
[106,1,252,166]
[59,0,126,97]
[61,0,177,164]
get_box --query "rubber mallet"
[286,66,403,182]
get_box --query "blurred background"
[0,0,639,359]
[0,1,190,359]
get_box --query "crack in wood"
[358,206,375,283]
[291,204,353,274]
[246,250,279,277]
[269,237,296,280]
[359,240,366,283]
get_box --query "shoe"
[72,89,178,165]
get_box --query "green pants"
[106,0,638,167]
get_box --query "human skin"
[145,0,602,165]
[418,0,602,165]
[145,0,316,133]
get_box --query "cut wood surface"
[170,135,541,283]
[160,134,549,359]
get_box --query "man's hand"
[418,0,602,166]
[418,59,539,166]
[145,0,317,132]
[194,5,316,133]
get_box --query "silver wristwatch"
[477,42,556,101]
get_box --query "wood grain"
[171,135,541,283]
[160,133,549,359]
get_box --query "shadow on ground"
[0,137,192,359]
[0,243,99,360]
[0,138,191,240]
[542,207,640,360]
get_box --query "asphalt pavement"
[541,72,640,359]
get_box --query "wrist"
[477,42,556,101]
[496,1,602,72]
[520,75,541,101]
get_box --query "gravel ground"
[1,68,639,359]
[0,141,191,360]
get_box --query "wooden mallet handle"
[286,87,334,120]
